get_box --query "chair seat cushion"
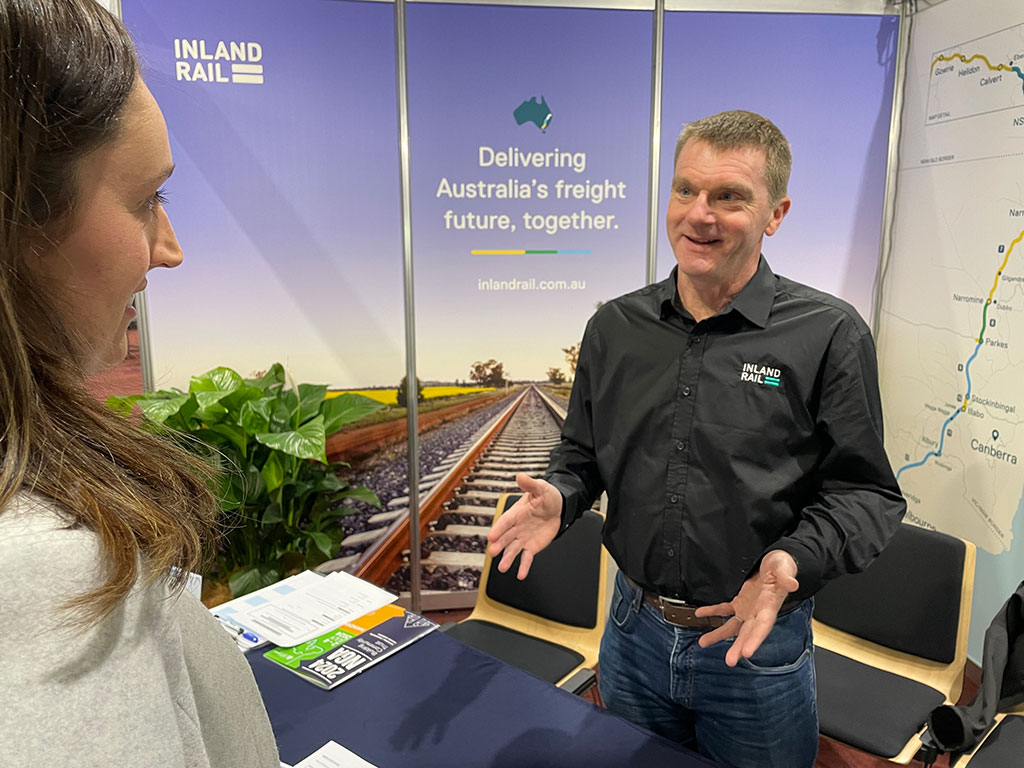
[445,619,585,684]
[816,647,946,758]
[962,716,1024,767]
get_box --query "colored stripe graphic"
[471,249,592,255]
[930,52,1024,96]
[764,377,780,387]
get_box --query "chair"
[812,522,976,763]
[442,493,608,695]
[952,711,1024,767]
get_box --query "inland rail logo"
[739,362,781,387]
[174,39,264,84]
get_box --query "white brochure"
[240,571,397,647]
[210,569,325,650]
[293,740,378,768]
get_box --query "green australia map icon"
[513,96,552,132]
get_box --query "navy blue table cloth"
[248,630,721,767]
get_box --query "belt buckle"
[657,595,696,627]
[657,596,715,630]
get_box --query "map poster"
[123,0,405,390]
[875,0,1024,655]
[405,2,652,385]
[657,11,898,325]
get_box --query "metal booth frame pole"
[645,0,666,286]
[394,0,422,614]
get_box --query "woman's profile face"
[36,79,182,374]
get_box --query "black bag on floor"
[919,579,1024,762]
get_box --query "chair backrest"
[814,523,967,663]
[484,495,604,628]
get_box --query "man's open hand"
[693,550,800,666]
[485,473,562,580]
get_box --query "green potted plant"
[108,363,385,596]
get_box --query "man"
[487,110,905,768]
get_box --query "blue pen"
[213,615,263,646]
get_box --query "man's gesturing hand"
[693,550,800,667]
[486,473,563,580]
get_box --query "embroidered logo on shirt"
[739,362,781,387]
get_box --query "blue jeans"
[599,571,818,768]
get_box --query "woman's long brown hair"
[0,0,221,624]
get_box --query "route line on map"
[930,52,1024,95]
[897,227,1024,480]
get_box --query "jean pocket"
[738,645,813,675]
[610,573,639,632]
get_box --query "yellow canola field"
[327,386,495,406]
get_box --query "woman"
[0,1,279,765]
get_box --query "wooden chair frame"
[455,492,609,689]
[813,534,976,763]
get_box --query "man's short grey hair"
[673,110,792,205]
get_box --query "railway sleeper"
[386,564,481,594]
[437,510,496,527]
[460,480,520,493]
[428,525,490,538]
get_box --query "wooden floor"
[89,346,971,767]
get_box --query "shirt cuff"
[543,477,577,538]
[766,539,825,601]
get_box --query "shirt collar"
[658,257,775,329]
[728,257,775,328]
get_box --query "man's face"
[666,139,790,287]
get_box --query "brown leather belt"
[624,575,727,630]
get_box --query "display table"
[249,630,721,767]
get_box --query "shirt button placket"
[666,326,702,594]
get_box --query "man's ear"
[765,197,791,237]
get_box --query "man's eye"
[144,188,169,211]
[676,187,691,196]
[720,192,737,201]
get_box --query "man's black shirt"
[546,258,906,605]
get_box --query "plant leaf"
[217,474,243,511]
[278,389,299,426]
[261,453,285,494]
[314,473,345,493]
[219,385,265,422]
[306,531,334,558]
[228,563,280,597]
[245,363,286,396]
[255,414,327,463]
[193,427,235,452]
[297,383,328,424]
[138,394,192,425]
[106,394,144,417]
[194,390,231,422]
[175,394,200,426]
[320,393,385,434]
[242,464,266,504]
[208,423,247,456]
[238,396,274,434]
[261,501,283,525]
[189,366,244,395]
[336,485,381,508]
